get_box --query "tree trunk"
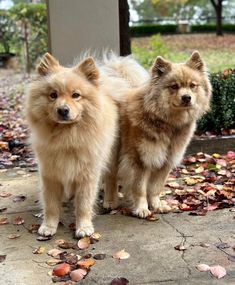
[215,4,223,36]
[210,0,223,36]
[118,0,131,56]
[23,20,31,74]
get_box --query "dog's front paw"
[38,223,57,236]
[132,207,151,218]
[151,197,171,213]
[76,223,94,238]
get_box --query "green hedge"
[130,23,235,36]
[191,24,235,33]
[130,24,177,37]
[197,71,235,133]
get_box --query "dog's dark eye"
[49,92,58,99]
[72,92,80,99]
[190,83,196,89]
[170,84,179,90]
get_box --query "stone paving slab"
[0,169,235,285]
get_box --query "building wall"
[47,0,120,65]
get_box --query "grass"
[131,33,235,73]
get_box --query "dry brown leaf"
[32,246,45,254]
[0,217,9,225]
[12,216,24,225]
[70,268,87,282]
[113,249,130,260]
[91,232,101,241]
[196,264,210,272]
[7,233,21,239]
[0,191,12,198]
[77,258,96,268]
[46,258,62,266]
[53,263,71,277]
[77,237,90,250]
[47,249,63,258]
[210,265,226,279]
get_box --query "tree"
[119,0,131,55]
[9,2,47,73]
[210,0,224,36]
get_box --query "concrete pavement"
[0,168,235,285]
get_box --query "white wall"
[47,0,120,66]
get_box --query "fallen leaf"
[111,277,129,285]
[196,264,210,272]
[12,194,26,202]
[46,258,62,266]
[0,217,9,225]
[33,246,45,254]
[227,151,235,159]
[0,207,7,213]
[55,239,66,245]
[0,255,6,263]
[70,268,87,282]
[7,233,21,239]
[91,232,102,241]
[146,213,159,221]
[210,265,226,279]
[166,182,180,189]
[0,191,12,197]
[93,253,106,260]
[12,216,24,225]
[77,237,90,250]
[53,263,71,277]
[28,224,40,234]
[58,241,77,250]
[77,258,96,268]
[174,244,187,251]
[195,166,204,173]
[214,242,230,249]
[47,248,64,258]
[113,249,130,260]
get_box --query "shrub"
[130,24,177,37]
[132,34,169,68]
[197,70,235,133]
[191,24,235,33]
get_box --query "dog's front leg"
[131,168,151,218]
[148,164,172,213]
[38,176,63,236]
[74,176,99,238]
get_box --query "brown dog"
[26,53,119,237]
[104,51,212,217]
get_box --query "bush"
[191,24,235,33]
[132,34,169,68]
[197,70,235,133]
[130,24,177,37]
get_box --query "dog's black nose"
[181,95,191,104]
[57,106,70,119]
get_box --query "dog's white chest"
[138,139,168,169]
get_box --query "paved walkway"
[0,169,235,285]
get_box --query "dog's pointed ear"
[186,51,205,72]
[75,57,99,84]
[151,56,172,77]
[36,53,60,76]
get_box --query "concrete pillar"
[46,0,120,65]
